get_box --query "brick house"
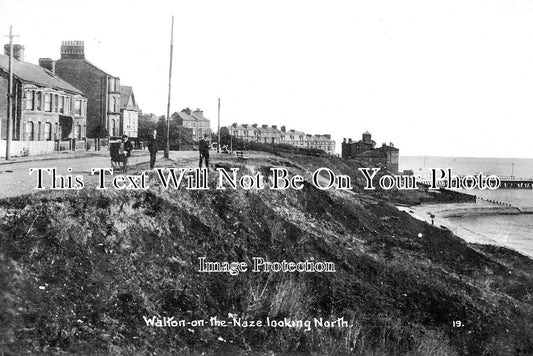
[0,44,87,157]
[119,86,139,139]
[342,132,399,173]
[49,41,122,138]
[224,123,336,154]
[175,108,211,142]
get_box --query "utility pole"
[164,15,174,159]
[217,98,221,153]
[4,26,17,160]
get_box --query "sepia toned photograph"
[0,1,532,355]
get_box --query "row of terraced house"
[0,41,140,157]
[226,123,336,154]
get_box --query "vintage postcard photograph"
[0,0,532,355]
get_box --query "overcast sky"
[1,0,533,157]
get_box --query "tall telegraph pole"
[217,98,221,153]
[4,26,17,160]
[164,16,174,159]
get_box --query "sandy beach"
[398,201,533,258]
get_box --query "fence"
[0,140,56,157]
[0,138,88,158]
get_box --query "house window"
[74,100,82,116]
[25,122,34,141]
[73,124,79,139]
[73,124,82,139]
[54,95,59,112]
[44,122,52,141]
[35,92,42,111]
[109,78,115,92]
[25,90,33,110]
[44,93,52,112]
[58,96,64,114]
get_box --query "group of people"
[114,130,211,171]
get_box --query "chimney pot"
[60,40,85,59]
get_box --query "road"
[0,150,201,199]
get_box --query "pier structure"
[497,176,533,189]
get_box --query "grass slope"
[0,153,532,355]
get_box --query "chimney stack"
[272,125,277,130]
[60,40,85,59]
[4,44,24,61]
[281,125,286,132]
[193,108,203,117]
[262,124,268,129]
[39,58,55,73]
[252,124,258,128]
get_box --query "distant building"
[285,128,307,148]
[175,108,211,142]
[225,123,336,154]
[119,86,139,138]
[342,132,399,172]
[50,41,122,138]
[0,44,87,157]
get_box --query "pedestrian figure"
[147,129,158,170]
[122,135,133,158]
[199,134,210,168]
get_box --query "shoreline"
[398,202,533,259]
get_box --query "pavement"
[0,149,109,165]
[0,149,203,199]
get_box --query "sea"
[400,156,533,258]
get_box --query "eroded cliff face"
[0,153,532,355]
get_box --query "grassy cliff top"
[1,152,532,355]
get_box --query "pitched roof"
[120,85,138,111]
[191,111,210,122]
[178,109,210,122]
[0,54,84,95]
[55,57,114,77]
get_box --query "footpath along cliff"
[0,152,532,355]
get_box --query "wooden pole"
[5,26,16,160]
[164,15,174,159]
[217,98,220,153]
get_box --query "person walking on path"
[147,129,158,170]
[199,134,210,169]
[122,135,134,158]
